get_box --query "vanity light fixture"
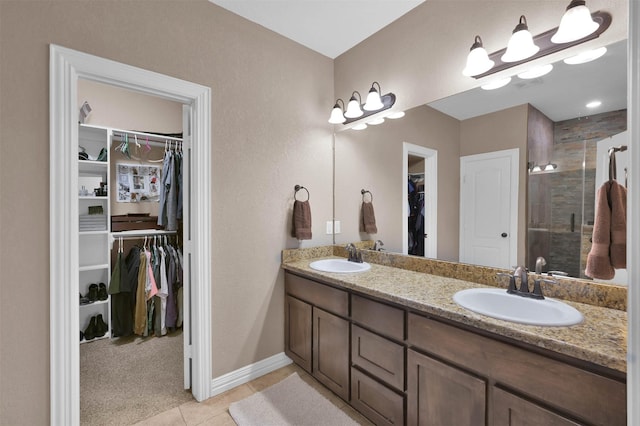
[328,99,346,124]
[551,0,599,44]
[386,111,405,119]
[329,82,397,126]
[501,16,540,63]
[345,91,364,119]
[563,46,607,64]
[481,77,512,90]
[364,82,385,111]
[462,36,494,77]
[586,100,602,108]
[464,8,610,79]
[544,162,558,171]
[517,63,553,79]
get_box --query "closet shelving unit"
[77,123,183,344]
[78,124,112,343]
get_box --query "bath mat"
[229,372,359,426]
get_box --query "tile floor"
[133,363,373,425]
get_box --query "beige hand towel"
[609,180,627,268]
[360,201,377,234]
[292,200,312,240]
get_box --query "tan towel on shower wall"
[292,200,312,240]
[585,181,627,279]
[360,202,377,234]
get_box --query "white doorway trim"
[49,45,212,425]
[402,142,437,258]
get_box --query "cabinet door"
[407,349,486,426]
[313,307,350,401]
[493,387,581,426]
[284,295,312,373]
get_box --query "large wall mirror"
[334,38,628,286]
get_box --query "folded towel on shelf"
[585,180,627,279]
[292,200,312,240]
[360,201,378,234]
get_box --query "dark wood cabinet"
[313,307,350,400]
[284,295,312,373]
[407,349,486,426]
[351,367,405,425]
[492,387,581,426]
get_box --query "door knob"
[501,232,508,238]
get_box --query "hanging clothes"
[158,145,182,231]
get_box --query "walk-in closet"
[77,80,194,425]
[408,155,426,257]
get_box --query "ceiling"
[208,0,425,59]
[208,1,626,122]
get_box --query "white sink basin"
[453,288,583,327]
[309,259,371,273]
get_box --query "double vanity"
[282,245,626,425]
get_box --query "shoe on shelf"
[79,292,91,305]
[80,330,84,341]
[84,316,96,341]
[95,314,108,337]
[88,283,98,302]
[97,283,108,301]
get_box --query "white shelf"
[79,196,108,200]
[79,264,109,272]
[80,230,109,236]
[80,332,110,344]
[79,299,109,308]
[79,160,108,173]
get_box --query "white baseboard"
[210,352,293,397]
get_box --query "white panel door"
[460,149,518,269]
[182,104,192,390]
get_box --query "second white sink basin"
[453,288,583,327]
[309,259,371,273]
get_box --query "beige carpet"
[229,373,359,426]
[80,330,194,425]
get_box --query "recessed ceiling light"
[386,111,405,119]
[481,77,512,90]
[517,64,553,79]
[367,118,385,125]
[563,47,607,65]
[352,123,368,130]
[586,100,602,108]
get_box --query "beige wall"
[460,104,530,265]
[0,1,333,423]
[335,105,460,260]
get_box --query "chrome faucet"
[513,266,529,293]
[345,243,363,263]
[373,240,384,251]
[535,256,547,274]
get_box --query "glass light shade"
[563,46,607,64]
[586,100,602,108]
[544,163,557,171]
[501,30,539,62]
[367,117,385,125]
[517,64,553,79]
[352,123,367,130]
[386,111,405,119]
[364,89,384,111]
[345,97,363,119]
[462,46,494,77]
[551,1,599,44]
[328,105,346,124]
[531,164,542,172]
[481,77,512,90]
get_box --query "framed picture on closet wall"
[116,163,161,203]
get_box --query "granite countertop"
[282,256,627,374]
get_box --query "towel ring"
[361,189,373,203]
[294,185,309,201]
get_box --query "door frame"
[50,45,212,425]
[402,142,437,258]
[459,148,519,269]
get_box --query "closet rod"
[109,229,177,242]
[112,130,182,146]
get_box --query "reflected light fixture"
[544,162,558,171]
[367,117,385,125]
[328,99,346,124]
[517,63,553,79]
[462,36,494,77]
[563,46,607,64]
[481,77,512,90]
[345,91,364,118]
[531,164,542,172]
[364,82,385,111]
[501,16,540,63]
[586,100,602,108]
[352,123,368,130]
[386,111,405,119]
[551,0,599,44]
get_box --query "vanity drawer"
[352,294,404,340]
[351,367,405,426]
[408,313,626,426]
[352,325,404,391]
[285,272,348,317]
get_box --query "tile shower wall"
[528,109,627,278]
